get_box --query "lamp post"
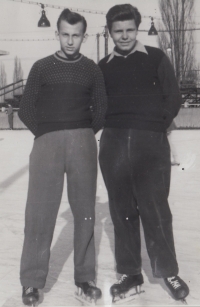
[104,25,109,56]
[96,33,100,63]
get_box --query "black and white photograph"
[0,0,199,306]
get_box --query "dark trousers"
[8,114,13,129]
[99,128,179,278]
[20,129,97,289]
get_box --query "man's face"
[56,20,87,58]
[110,19,138,54]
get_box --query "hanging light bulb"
[38,4,50,27]
[148,17,158,36]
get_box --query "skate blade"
[28,297,39,307]
[75,291,97,306]
[112,286,145,304]
[30,300,39,307]
[28,301,38,307]
[181,298,188,305]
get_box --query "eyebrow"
[60,31,80,35]
[114,27,136,31]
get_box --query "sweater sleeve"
[90,65,107,134]
[18,62,40,135]
[157,55,182,129]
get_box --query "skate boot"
[75,280,102,305]
[110,273,144,304]
[22,287,39,306]
[164,276,189,304]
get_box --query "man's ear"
[83,33,88,43]
[55,30,60,41]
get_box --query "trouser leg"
[100,128,178,278]
[20,132,65,289]
[99,128,141,275]
[65,129,97,282]
[132,130,178,278]
[8,114,13,129]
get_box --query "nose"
[68,36,73,45]
[122,31,128,40]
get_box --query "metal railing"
[0,79,27,100]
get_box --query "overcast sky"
[0,0,200,83]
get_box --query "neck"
[58,50,80,60]
[115,41,137,56]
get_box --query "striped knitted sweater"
[19,52,107,138]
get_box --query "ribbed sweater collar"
[54,52,83,63]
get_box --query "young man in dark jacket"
[19,9,107,306]
[98,4,189,304]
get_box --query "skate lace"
[25,287,34,294]
[116,274,128,284]
[167,277,181,289]
[88,281,96,287]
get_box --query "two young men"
[98,4,189,304]
[19,4,189,306]
[19,9,107,306]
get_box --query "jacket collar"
[107,40,148,63]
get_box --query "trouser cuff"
[117,265,141,276]
[20,278,45,289]
[74,272,95,283]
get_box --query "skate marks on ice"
[178,152,196,171]
[0,164,29,193]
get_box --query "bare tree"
[13,56,24,95]
[13,56,23,83]
[0,62,7,102]
[158,0,196,85]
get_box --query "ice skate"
[75,280,102,305]
[164,276,189,304]
[22,287,39,306]
[110,274,144,304]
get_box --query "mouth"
[120,42,131,45]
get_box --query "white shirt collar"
[106,41,148,63]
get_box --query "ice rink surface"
[0,130,200,307]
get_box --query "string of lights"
[2,26,200,42]
[0,34,100,41]
[7,0,159,19]
[0,26,104,35]
[5,0,200,34]
[0,38,57,41]
[7,0,107,15]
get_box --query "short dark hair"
[106,4,141,32]
[57,9,87,33]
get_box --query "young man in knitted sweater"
[19,9,107,306]
[98,4,189,304]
